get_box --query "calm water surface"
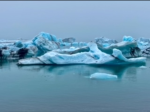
[0,59,150,112]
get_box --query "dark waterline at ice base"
[0,59,150,112]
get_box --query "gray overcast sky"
[0,1,150,42]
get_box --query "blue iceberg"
[123,36,135,42]
[18,42,146,65]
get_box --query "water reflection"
[0,60,147,81]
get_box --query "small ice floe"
[139,66,147,69]
[89,73,118,80]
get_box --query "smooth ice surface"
[89,73,117,80]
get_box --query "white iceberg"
[18,42,146,65]
[89,73,117,80]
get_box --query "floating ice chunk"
[112,48,146,63]
[58,38,63,43]
[37,32,52,41]
[33,32,60,42]
[60,42,71,47]
[89,73,117,80]
[112,48,127,61]
[7,46,20,52]
[78,42,88,47]
[32,34,59,53]
[18,57,43,65]
[72,42,79,47]
[62,37,75,43]
[51,34,58,42]
[97,41,141,58]
[140,65,147,68]
[123,36,135,42]
[95,37,118,48]
[26,44,38,57]
[54,46,90,55]
[60,41,87,48]
[2,49,11,56]
[14,40,24,48]
[137,37,150,50]
[140,47,150,57]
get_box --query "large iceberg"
[1,32,150,62]
[18,42,146,65]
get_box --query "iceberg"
[112,48,146,63]
[97,41,141,58]
[2,49,11,57]
[95,37,118,48]
[60,42,71,48]
[137,37,150,50]
[1,32,149,62]
[18,42,146,65]
[89,73,117,80]
[137,37,150,57]
[62,37,75,43]
[32,32,59,53]
[72,42,79,47]
[14,40,24,48]
[140,47,150,57]
[25,44,38,57]
[123,36,135,42]
[0,32,83,59]
[78,42,88,47]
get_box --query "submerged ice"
[89,73,118,80]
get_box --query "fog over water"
[0,1,150,42]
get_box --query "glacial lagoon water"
[0,59,150,112]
